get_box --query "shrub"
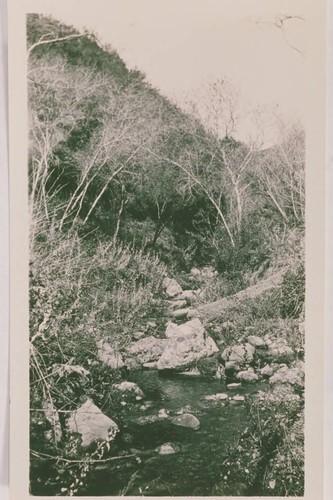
[216,385,304,496]
[29,222,168,495]
[279,264,305,319]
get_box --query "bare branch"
[145,147,235,247]
[30,449,135,464]
[27,32,90,59]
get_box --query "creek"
[85,370,268,496]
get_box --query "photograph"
[7,0,326,497]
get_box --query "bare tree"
[186,78,240,139]
[186,79,258,236]
[254,122,305,225]
[28,55,108,252]
[145,144,236,248]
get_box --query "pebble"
[133,331,145,340]
[204,393,228,401]
[158,408,169,419]
[156,442,180,455]
[232,395,245,401]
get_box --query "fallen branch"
[30,449,135,464]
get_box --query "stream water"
[85,370,268,496]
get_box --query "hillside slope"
[28,14,305,497]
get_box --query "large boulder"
[260,363,280,378]
[67,399,118,447]
[157,318,219,371]
[187,308,200,319]
[236,368,259,383]
[163,277,182,297]
[269,362,304,388]
[259,337,294,364]
[126,336,168,365]
[246,335,265,348]
[171,413,200,430]
[222,343,255,365]
[96,340,125,369]
[165,322,179,338]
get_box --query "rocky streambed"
[83,371,270,496]
[39,273,304,496]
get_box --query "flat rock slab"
[197,270,285,321]
[67,399,118,447]
[171,413,200,430]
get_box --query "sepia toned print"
[26,7,306,495]
[7,0,325,498]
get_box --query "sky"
[38,0,306,145]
